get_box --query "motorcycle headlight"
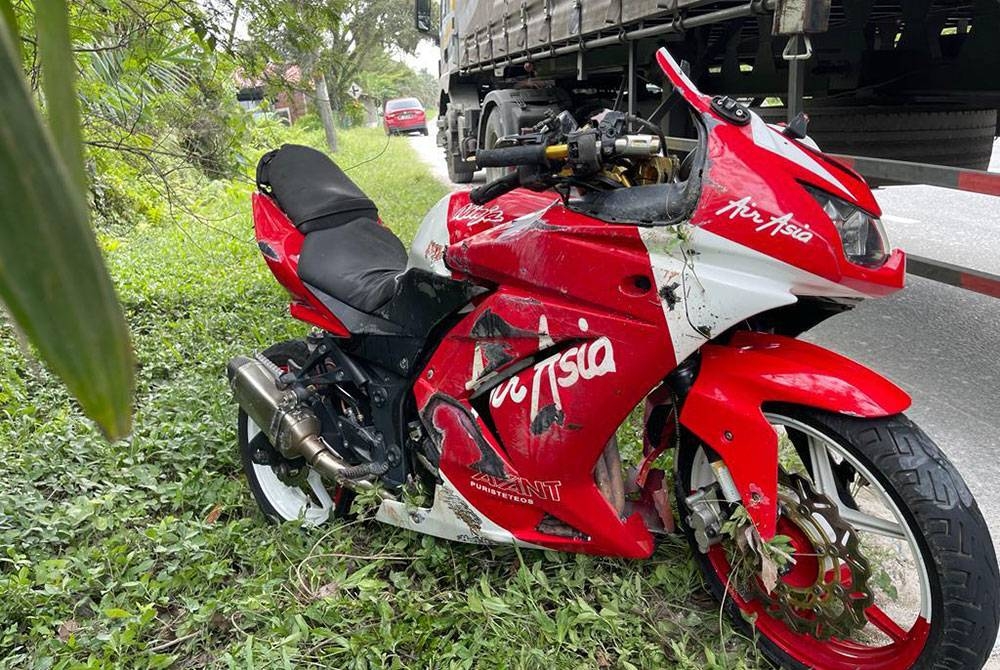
[806,186,889,268]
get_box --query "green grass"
[0,124,769,669]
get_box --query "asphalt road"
[808,145,1000,664]
[409,133,1000,661]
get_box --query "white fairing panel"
[376,473,543,548]
[407,193,453,277]
[639,227,865,364]
[749,112,847,196]
[767,122,821,152]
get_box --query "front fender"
[679,331,911,539]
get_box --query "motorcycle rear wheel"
[237,340,354,525]
[676,407,999,670]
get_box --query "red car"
[383,97,427,136]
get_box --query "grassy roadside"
[0,124,767,669]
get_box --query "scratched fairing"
[408,189,558,277]
[233,46,999,670]
[414,274,672,556]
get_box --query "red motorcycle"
[229,49,999,668]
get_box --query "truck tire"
[755,107,997,171]
[441,93,478,185]
[481,110,510,184]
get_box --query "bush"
[169,66,251,181]
[341,99,367,128]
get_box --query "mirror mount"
[782,112,810,140]
[415,0,433,34]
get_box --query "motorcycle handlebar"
[469,171,520,205]
[468,132,660,204]
[475,144,549,168]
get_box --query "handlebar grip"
[469,171,520,205]
[475,144,548,168]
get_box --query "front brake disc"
[748,475,874,640]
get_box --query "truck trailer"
[415,0,1000,183]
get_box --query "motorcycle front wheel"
[676,407,999,669]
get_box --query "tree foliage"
[321,0,423,102]
[244,0,429,115]
[0,0,134,439]
[0,0,437,438]
[357,50,438,107]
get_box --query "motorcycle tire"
[675,407,999,670]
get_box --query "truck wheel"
[482,111,510,184]
[756,106,997,171]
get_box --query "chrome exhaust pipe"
[227,356,387,496]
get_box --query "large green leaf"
[0,10,134,439]
[0,0,20,51]
[34,0,86,194]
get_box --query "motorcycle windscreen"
[654,48,712,115]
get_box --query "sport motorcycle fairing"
[378,51,908,550]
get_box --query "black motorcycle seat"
[256,144,378,233]
[297,218,407,314]
[256,144,408,314]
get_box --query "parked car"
[383,97,427,136]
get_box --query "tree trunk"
[226,1,242,52]
[314,73,338,153]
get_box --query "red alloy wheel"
[683,412,938,670]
